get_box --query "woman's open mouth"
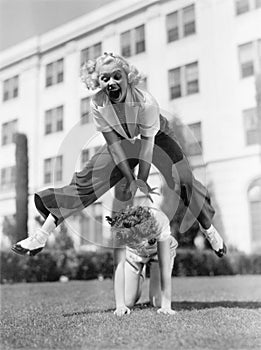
[107,86,122,102]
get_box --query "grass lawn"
[1,275,261,350]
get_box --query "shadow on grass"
[62,300,261,317]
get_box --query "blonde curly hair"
[106,206,161,246]
[80,52,144,90]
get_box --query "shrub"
[1,249,261,284]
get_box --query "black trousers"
[35,115,215,227]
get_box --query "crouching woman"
[106,206,177,316]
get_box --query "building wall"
[0,0,260,251]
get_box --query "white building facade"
[0,0,260,252]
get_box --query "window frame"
[80,42,102,66]
[166,4,195,44]
[243,108,260,146]
[44,105,64,135]
[3,76,19,102]
[45,59,64,87]
[1,119,18,146]
[43,155,63,184]
[120,24,146,58]
[169,61,199,100]
[80,97,91,124]
[186,121,203,156]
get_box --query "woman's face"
[98,61,128,103]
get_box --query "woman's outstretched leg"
[153,118,226,257]
[12,143,139,256]
[12,214,56,256]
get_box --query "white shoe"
[11,229,48,256]
[201,225,227,258]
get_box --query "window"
[80,97,91,124]
[169,62,199,99]
[3,76,18,101]
[120,25,145,57]
[79,213,91,245]
[248,179,261,252]
[235,0,250,14]
[235,0,261,14]
[46,59,64,87]
[0,166,16,190]
[135,25,145,54]
[2,120,17,145]
[44,106,63,134]
[239,42,254,77]
[166,4,195,43]
[243,108,260,145]
[93,202,103,245]
[183,5,196,37]
[258,40,261,69]
[187,122,203,156]
[238,40,261,78]
[138,77,147,91]
[44,155,63,184]
[121,31,131,57]
[81,149,90,168]
[185,62,199,95]
[169,68,181,99]
[166,11,179,42]
[81,42,102,66]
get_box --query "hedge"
[1,249,261,284]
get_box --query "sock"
[199,223,213,234]
[35,228,50,245]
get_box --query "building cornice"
[0,0,160,71]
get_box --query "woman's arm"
[137,135,155,182]
[157,239,176,315]
[102,131,135,186]
[113,246,130,316]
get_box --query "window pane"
[187,122,202,155]
[81,97,90,124]
[55,156,63,182]
[0,166,16,189]
[239,42,254,77]
[166,11,179,42]
[80,214,91,245]
[93,42,102,59]
[135,25,145,54]
[258,40,261,70]
[169,68,181,99]
[44,158,52,184]
[81,149,90,168]
[138,77,147,90]
[57,59,64,83]
[13,76,19,98]
[2,120,17,145]
[94,203,103,244]
[186,62,199,94]
[121,31,131,57]
[56,106,63,131]
[235,0,250,15]
[3,76,19,101]
[243,108,260,145]
[46,63,53,87]
[45,110,52,134]
[81,47,90,65]
[183,5,195,36]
